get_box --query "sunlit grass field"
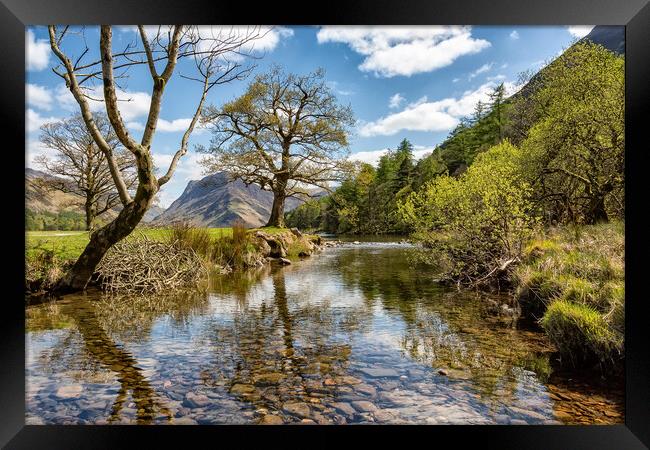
[25,226,295,261]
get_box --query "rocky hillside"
[154,172,322,228]
[25,168,162,224]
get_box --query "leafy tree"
[201,66,355,227]
[399,140,538,285]
[522,42,624,224]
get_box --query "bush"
[540,300,622,367]
[399,140,538,285]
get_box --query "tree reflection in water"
[26,243,623,425]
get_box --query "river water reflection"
[26,241,624,425]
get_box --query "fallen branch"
[96,234,209,294]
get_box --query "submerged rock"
[282,402,311,418]
[357,367,400,378]
[183,392,211,408]
[54,385,82,400]
[259,414,284,425]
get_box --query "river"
[25,239,624,425]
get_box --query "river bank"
[25,240,623,425]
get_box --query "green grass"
[514,221,624,368]
[25,226,303,262]
[540,300,622,367]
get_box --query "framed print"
[2,0,649,448]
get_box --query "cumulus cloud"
[317,26,490,77]
[26,83,53,110]
[55,83,152,121]
[358,81,521,137]
[388,93,405,109]
[349,145,435,166]
[510,30,520,40]
[26,138,54,167]
[26,29,50,71]
[26,108,58,134]
[118,25,293,56]
[567,26,595,38]
[468,62,493,80]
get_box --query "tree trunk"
[85,199,97,231]
[266,191,286,228]
[56,184,155,293]
[586,195,609,224]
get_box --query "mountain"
[583,25,624,55]
[153,172,322,228]
[25,168,161,225]
[26,168,84,215]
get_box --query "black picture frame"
[2,0,649,448]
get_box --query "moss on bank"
[514,222,624,369]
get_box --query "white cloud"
[118,25,293,55]
[349,145,435,166]
[317,26,490,77]
[26,138,54,167]
[26,29,50,71]
[327,81,355,96]
[26,83,53,110]
[26,108,58,134]
[358,81,521,137]
[510,30,519,40]
[55,83,152,121]
[468,62,493,80]
[452,78,460,83]
[388,93,405,109]
[487,74,506,81]
[567,26,595,38]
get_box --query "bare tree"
[47,25,267,291]
[36,113,136,231]
[200,66,355,227]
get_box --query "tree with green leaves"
[522,41,624,224]
[201,66,355,227]
[399,140,538,285]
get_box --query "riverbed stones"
[259,414,284,425]
[54,385,82,400]
[357,367,400,378]
[230,384,255,395]
[330,402,356,417]
[278,258,292,265]
[354,383,377,397]
[183,392,211,408]
[508,406,548,421]
[351,400,378,413]
[174,417,198,425]
[282,402,311,418]
[252,372,285,386]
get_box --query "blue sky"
[26,25,594,207]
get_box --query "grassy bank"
[514,222,624,370]
[25,225,320,294]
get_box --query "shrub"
[540,300,622,367]
[399,140,538,285]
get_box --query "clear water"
[25,241,623,425]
